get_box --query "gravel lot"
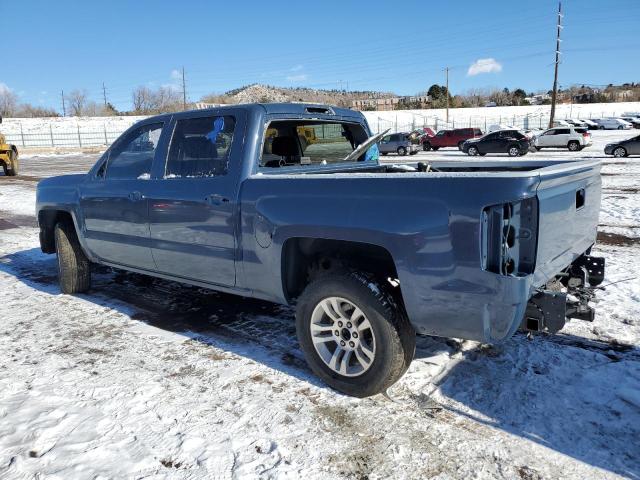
[1,130,639,479]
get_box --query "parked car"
[578,119,600,130]
[533,127,592,151]
[593,118,633,130]
[604,134,640,157]
[36,103,605,397]
[462,129,530,156]
[565,119,588,128]
[487,124,515,133]
[422,127,483,151]
[379,132,418,156]
[552,119,571,127]
[620,116,640,129]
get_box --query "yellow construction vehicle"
[0,115,19,176]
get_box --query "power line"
[182,66,187,110]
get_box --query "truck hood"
[38,173,87,190]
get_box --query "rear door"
[146,110,245,286]
[553,128,571,147]
[79,121,165,270]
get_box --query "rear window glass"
[575,128,588,134]
[260,120,373,168]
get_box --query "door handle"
[128,191,143,201]
[205,194,229,206]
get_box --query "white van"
[593,118,633,130]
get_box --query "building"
[351,95,430,111]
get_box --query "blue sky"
[3,0,639,112]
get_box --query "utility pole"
[445,67,450,124]
[549,1,563,128]
[182,66,187,110]
[61,90,66,117]
[102,82,108,107]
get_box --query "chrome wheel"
[310,296,376,377]
[508,146,520,157]
[468,146,478,156]
[613,147,627,157]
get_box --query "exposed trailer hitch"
[521,255,604,334]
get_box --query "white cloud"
[290,64,304,72]
[286,73,308,82]
[467,58,502,76]
[0,82,12,95]
[170,69,182,80]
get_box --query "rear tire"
[5,150,17,176]
[397,147,407,156]
[422,142,431,151]
[617,125,623,130]
[599,126,605,130]
[457,141,464,150]
[55,220,91,294]
[467,146,479,156]
[508,145,520,157]
[535,146,542,151]
[432,146,440,151]
[296,273,415,397]
[568,141,580,151]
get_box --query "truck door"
[146,112,244,287]
[78,122,164,270]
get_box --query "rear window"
[260,120,374,169]
[575,128,588,134]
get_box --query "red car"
[422,127,483,151]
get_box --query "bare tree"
[0,85,18,117]
[65,89,88,116]
[131,85,182,114]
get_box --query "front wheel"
[55,221,91,294]
[431,146,440,151]
[5,150,18,176]
[467,146,479,156]
[617,125,623,130]
[457,141,464,150]
[535,146,542,151]
[422,142,431,151]
[613,146,627,157]
[296,273,415,397]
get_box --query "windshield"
[260,120,377,169]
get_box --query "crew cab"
[37,103,605,397]
[422,127,483,151]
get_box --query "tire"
[467,146,479,156]
[457,141,464,150]
[599,126,605,130]
[55,220,91,294]
[296,273,415,397]
[617,125,623,130]
[432,146,440,151]
[5,150,17,176]
[1,163,7,176]
[381,152,388,156]
[508,145,520,157]
[478,152,487,156]
[535,146,542,151]
[568,141,580,152]
[397,147,407,156]
[613,146,627,158]
[422,142,431,151]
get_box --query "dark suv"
[422,127,483,151]
[462,129,530,157]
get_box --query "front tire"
[5,150,18,176]
[467,146,479,156]
[296,273,415,397]
[55,220,91,294]
[422,142,431,151]
[613,146,627,157]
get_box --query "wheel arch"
[38,208,79,254]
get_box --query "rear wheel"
[296,273,415,397]
[613,146,627,157]
[381,152,388,156]
[467,146,479,156]
[599,125,605,130]
[508,145,520,157]
[422,142,431,151]
[457,141,464,150]
[432,146,440,151]
[5,150,17,176]
[535,146,542,151]
[55,221,91,294]
[568,141,580,151]
[617,125,623,130]
[397,147,407,156]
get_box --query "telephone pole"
[102,82,108,107]
[445,67,450,124]
[61,90,66,117]
[549,1,563,128]
[182,67,187,110]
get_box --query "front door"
[79,122,164,270]
[147,113,241,287]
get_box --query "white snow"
[0,131,639,479]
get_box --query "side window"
[165,116,235,178]
[104,123,163,180]
[381,135,391,143]
[556,128,570,135]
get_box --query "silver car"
[379,133,418,156]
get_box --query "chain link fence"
[3,124,128,148]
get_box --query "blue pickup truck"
[36,103,605,397]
